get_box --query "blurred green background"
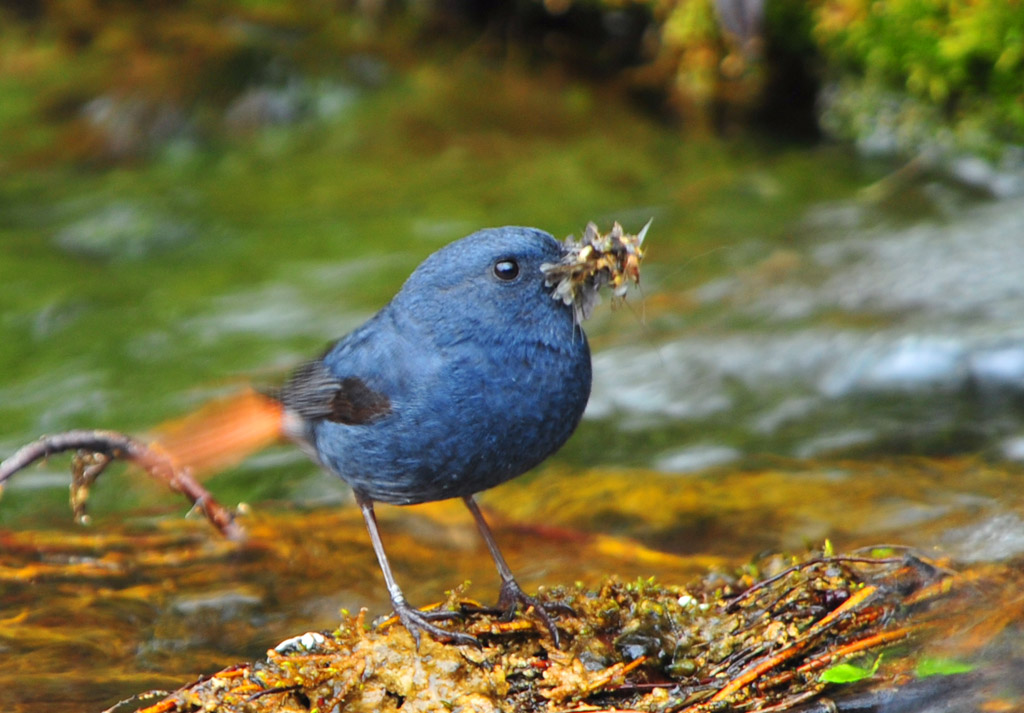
[2,2,1024,710]
[2,0,1023,518]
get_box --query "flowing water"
[2,49,1024,712]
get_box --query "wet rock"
[54,201,195,261]
[948,155,1024,199]
[653,445,741,474]
[171,589,263,617]
[999,436,1024,462]
[818,80,1024,198]
[346,53,391,89]
[592,331,1024,464]
[757,196,1024,325]
[751,396,820,434]
[81,73,361,155]
[587,346,734,422]
[224,86,303,132]
[943,513,1024,562]
[182,282,365,344]
[819,336,968,397]
[794,429,878,459]
[223,79,357,134]
[82,94,190,160]
[591,193,1024,464]
[140,588,268,659]
[0,365,108,432]
[969,346,1024,393]
[311,80,359,120]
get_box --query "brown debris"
[107,549,994,713]
[542,220,649,323]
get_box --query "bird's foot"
[390,601,480,649]
[495,578,574,647]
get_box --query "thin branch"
[0,429,244,540]
[726,556,904,612]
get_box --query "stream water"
[2,51,1023,712]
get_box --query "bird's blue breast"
[312,308,590,504]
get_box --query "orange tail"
[150,388,286,477]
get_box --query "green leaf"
[916,657,976,678]
[819,655,882,684]
[819,663,873,683]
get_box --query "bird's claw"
[497,579,573,647]
[391,603,480,649]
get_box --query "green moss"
[814,0,1024,151]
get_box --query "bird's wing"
[279,360,391,426]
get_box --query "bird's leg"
[462,495,572,647]
[356,493,478,648]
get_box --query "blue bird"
[279,227,594,646]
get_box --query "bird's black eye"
[493,258,520,281]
